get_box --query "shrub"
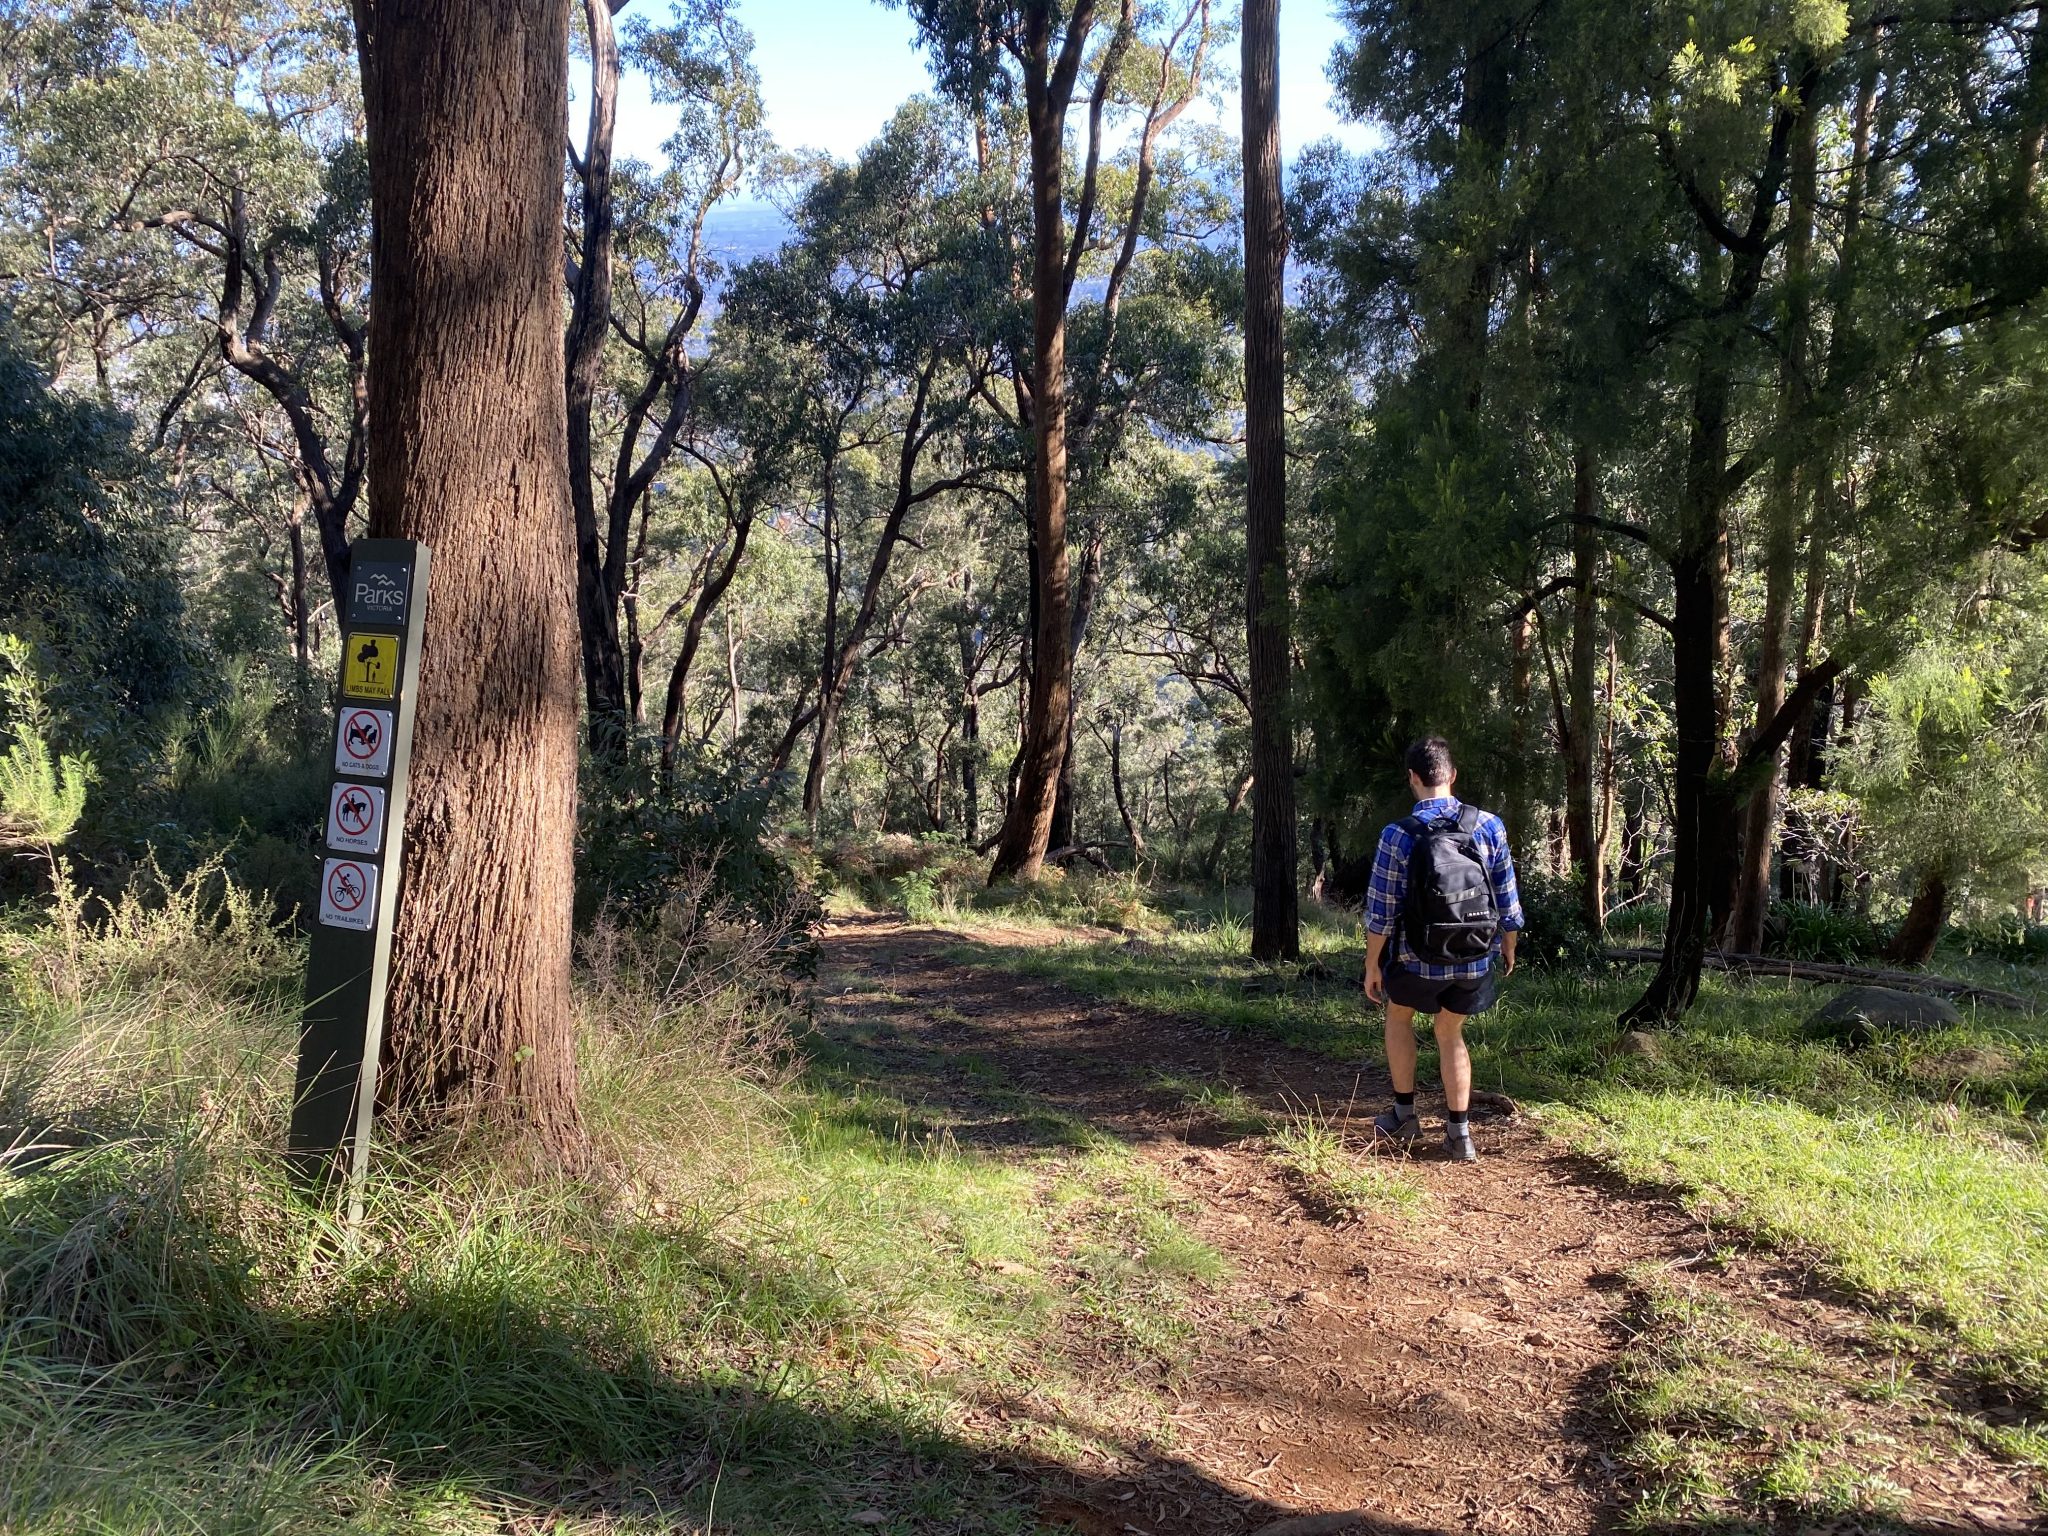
[817,830,983,913]
[576,741,815,946]
[1944,914,2048,965]
[1767,900,1889,963]
[1516,871,1605,971]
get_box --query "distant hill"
[702,201,794,270]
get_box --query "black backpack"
[1401,806,1500,965]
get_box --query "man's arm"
[1362,929,1389,1002]
[1361,825,1404,1003]
[1484,816,1526,974]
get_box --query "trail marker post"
[290,540,430,1216]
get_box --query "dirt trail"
[816,916,2042,1536]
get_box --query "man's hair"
[1405,736,1455,787]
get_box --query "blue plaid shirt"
[1365,797,1525,980]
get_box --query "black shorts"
[1382,958,1499,1017]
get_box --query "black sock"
[1394,1091,1416,1108]
[1446,1109,1470,1128]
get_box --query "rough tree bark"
[1241,0,1299,958]
[1884,871,1950,966]
[989,1,1098,883]
[355,0,584,1154]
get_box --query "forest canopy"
[2,0,2045,1020]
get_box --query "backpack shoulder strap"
[1398,814,1427,839]
[1455,804,1484,835]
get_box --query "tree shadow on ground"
[17,1220,2007,1536]
[0,1159,1397,1535]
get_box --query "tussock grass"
[0,868,1220,1534]
[1269,1111,1428,1224]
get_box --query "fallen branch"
[1045,842,1115,872]
[1601,948,2031,1011]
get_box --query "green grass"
[0,870,1223,1535]
[1152,1074,1274,1138]
[937,888,2048,1415]
[1268,1110,1429,1224]
[1609,1270,1911,1530]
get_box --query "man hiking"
[1362,736,1524,1161]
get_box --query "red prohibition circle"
[326,862,368,912]
[336,788,375,836]
[342,710,383,759]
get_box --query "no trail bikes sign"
[290,540,430,1205]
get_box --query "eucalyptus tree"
[1239,0,1296,957]
[894,0,1215,881]
[719,103,1008,822]
[0,0,367,624]
[565,0,766,755]
[355,0,585,1154]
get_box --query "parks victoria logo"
[347,562,411,627]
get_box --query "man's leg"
[1375,1002,1424,1143]
[1384,1002,1420,1094]
[1434,1009,1477,1160]
[1433,1009,1471,1112]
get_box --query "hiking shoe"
[1373,1106,1422,1145]
[1443,1124,1478,1162]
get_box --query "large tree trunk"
[355,0,583,1155]
[1241,0,1299,960]
[1624,67,1814,1027]
[1564,449,1604,937]
[989,2,1095,884]
[1731,92,1819,954]
[1884,870,1950,967]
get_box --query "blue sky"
[606,0,1377,178]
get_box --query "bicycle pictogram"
[326,861,367,913]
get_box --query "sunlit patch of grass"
[1557,1089,2048,1396]
[1610,1271,1915,1528]
[950,902,2048,1415]
[1269,1110,1428,1224]
[0,873,1222,1535]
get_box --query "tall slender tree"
[1241,0,1298,958]
[355,0,584,1155]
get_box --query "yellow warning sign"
[341,632,399,700]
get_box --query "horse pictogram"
[336,788,374,836]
